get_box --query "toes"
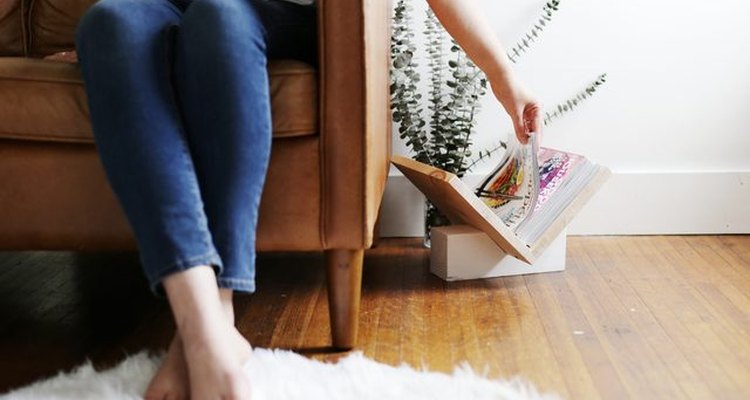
[145,334,190,400]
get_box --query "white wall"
[382,0,750,236]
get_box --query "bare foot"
[161,266,253,399]
[181,322,253,399]
[144,334,190,400]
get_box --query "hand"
[491,79,542,145]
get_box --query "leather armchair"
[0,0,391,349]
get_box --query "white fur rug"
[1,348,558,400]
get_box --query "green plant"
[391,2,487,177]
[391,0,607,176]
[391,0,430,164]
[424,10,488,177]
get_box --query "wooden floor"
[0,236,748,399]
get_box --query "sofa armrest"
[318,0,391,249]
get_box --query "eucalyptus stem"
[464,141,507,172]
[391,0,433,165]
[508,0,562,64]
[544,73,607,126]
[426,8,446,140]
[454,103,478,177]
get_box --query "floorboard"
[0,236,748,399]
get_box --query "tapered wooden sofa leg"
[325,248,364,350]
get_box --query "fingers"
[501,89,541,146]
[523,103,542,135]
[521,103,543,146]
[513,117,529,145]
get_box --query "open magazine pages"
[473,133,540,231]
[391,144,609,262]
[515,148,597,244]
[473,133,597,240]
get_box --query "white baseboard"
[379,171,750,236]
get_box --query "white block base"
[430,225,567,281]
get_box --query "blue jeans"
[74,0,317,295]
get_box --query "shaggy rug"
[1,348,558,400]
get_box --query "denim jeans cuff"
[148,251,224,297]
[216,277,256,294]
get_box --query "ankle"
[219,288,235,325]
[177,315,225,346]
[162,266,225,330]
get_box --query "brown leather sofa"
[0,0,391,349]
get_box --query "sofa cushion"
[0,0,25,56]
[0,57,318,144]
[28,0,96,57]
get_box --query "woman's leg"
[172,1,273,392]
[171,0,318,298]
[74,0,250,398]
[75,0,317,397]
[161,267,252,399]
[164,3,274,395]
[74,0,224,295]
[144,270,251,400]
[171,0,273,296]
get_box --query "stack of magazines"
[474,134,608,245]
[392,133,610,263]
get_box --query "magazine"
[474,133,607,244]
[473,133,539,231]
[391,140,610,264]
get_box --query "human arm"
[426,0,541,144]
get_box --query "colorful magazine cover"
[474,133,540,230]
[535,148,586,211]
